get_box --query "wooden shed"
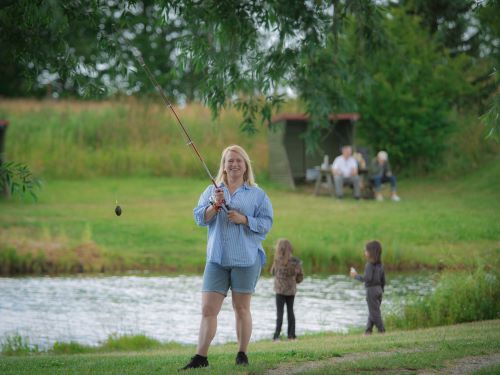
[269,113,360,188]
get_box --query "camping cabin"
[269,113,360,188]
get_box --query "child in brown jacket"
[271,239,304,340]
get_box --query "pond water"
[0,274,432,349]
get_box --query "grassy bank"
[0,99,269,179]
[0,320,499,374]
[1,156,499,274]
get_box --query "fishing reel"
[209,196,230,213]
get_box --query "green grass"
[50,334,182,355]
[1,157,499,274]
[0,99,499,274]
[0,99,268,179]
[0,320,499,374]
[1,334,186,357]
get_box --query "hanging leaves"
[0,161,41,200]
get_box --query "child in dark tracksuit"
[271,239,304,341]
[350,240,386,334]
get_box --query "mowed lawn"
[0,158,499,273]
[0,320,499,374]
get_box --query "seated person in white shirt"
[331,145,361,200]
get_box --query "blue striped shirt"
[193,182,273,267]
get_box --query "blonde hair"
[272,239,293,268]
[215,145,256,186]
[377,151,388,161]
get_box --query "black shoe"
[235,351,249,366]
[179,354,208,371]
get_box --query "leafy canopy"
[0,0,498,168]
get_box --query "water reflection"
[0,274,432,349]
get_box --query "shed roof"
[271,113,360,124]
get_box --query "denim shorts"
[202,258,262,296]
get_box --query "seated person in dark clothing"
[370,151,401,202]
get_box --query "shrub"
[387,267,500,329]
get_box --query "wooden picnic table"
[313,167,373,198]
[314,167,335,196]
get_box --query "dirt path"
[263,351,500,375]
[418,353,500,375]
[263,349,418,375]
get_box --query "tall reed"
[0,99,269,179]
[386,267,500,329]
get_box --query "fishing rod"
[133,54,229,213]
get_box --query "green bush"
[442,111,500,177]
[387,267,500,329]
[354,9,475,173]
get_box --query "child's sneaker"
[376,193,384,202]
[391,194,401,202]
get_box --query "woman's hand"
[205,188,225,221]
[214,188,225,205]
[227,210,248,225]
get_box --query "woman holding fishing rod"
[181,145,273,370]
[129,47,273,370]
